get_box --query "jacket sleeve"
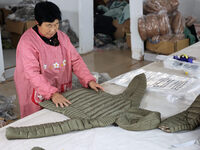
[6,116,115,139]
[18,39,58,99]
[67,36,96,88]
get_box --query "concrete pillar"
[0,29,5,82]
[130,0,144,60]
[78,0,94,54]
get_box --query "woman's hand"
[51,92,71,107]
[88,80,104,92]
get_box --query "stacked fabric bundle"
[143,0,179,14]
[138,0,185,42]
[137,0,199,54]
[138,12,170,41]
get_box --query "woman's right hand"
[51,92,71,107]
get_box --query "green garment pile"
[184,27,196,45]
[97,1,130,24]
[5,74,200,140]
[159,94,200,133]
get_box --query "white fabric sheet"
[0,81,200,150]
[1,42,200,150]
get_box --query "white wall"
[44,0,94,53]
[0,30,5,81]
[179,0,195,18]
[142,0,198,21]
[50,0,93,53]
[49,0,79,37]
[172,0,200,22]
[192,0,200,22]
[78,0,94,54]
[130,0,143,60]
[0,0,21,7]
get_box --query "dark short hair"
[34,1,62,25]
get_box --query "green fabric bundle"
[184,27,196,45]
[159,94,200,133]
[31,147,45,150]
[6,74,161,139]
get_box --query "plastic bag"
[59,20,79,47]
[72,72,111,89]
[150,33,185,43]
[171,33,185,41]
[138,17,147,41]
[92,72,112,84]
[7,0,45,21]
[138,12,170,41]
[185,16,197,27]
[162,56,200,79]
[107,69,200,104]
[0,117,7,128]
[7,7,34,21]
[144,0,179,14]
[0,95,17,120]
[171,11,185,34]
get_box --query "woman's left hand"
[88,80,104,92]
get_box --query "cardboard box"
[126,32,131,48]
[5,19,36,47]
[2,8,12,18]
[176,39,189,51]
[0,8,12,24]
[112,19,125,39]
[123,19,130,33]
[112,19,130,40]
[5,19,36,34]
[103,0,110,4]
[11,33,21,48]
[146,39,189,55]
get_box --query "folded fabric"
[31,147,45,150]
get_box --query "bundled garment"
[159,94,200,133]
[6,74,161,139]
[138,12,170,41]
[143,0,179,14]
[97,1,130,24]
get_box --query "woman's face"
[37,19,59,38]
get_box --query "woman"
[14,1,103,118]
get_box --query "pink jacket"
[14,28,96,118]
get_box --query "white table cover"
[1,42,200,150]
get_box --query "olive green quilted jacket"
[6,74,161,139]
[6,73,200,140]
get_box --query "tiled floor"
[0,49,151,120]
[82,49,150,78]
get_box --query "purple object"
[173,55,193,63]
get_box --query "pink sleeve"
[67,37,96,88]
[18,40,58,99]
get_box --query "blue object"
[173,54,193,63]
